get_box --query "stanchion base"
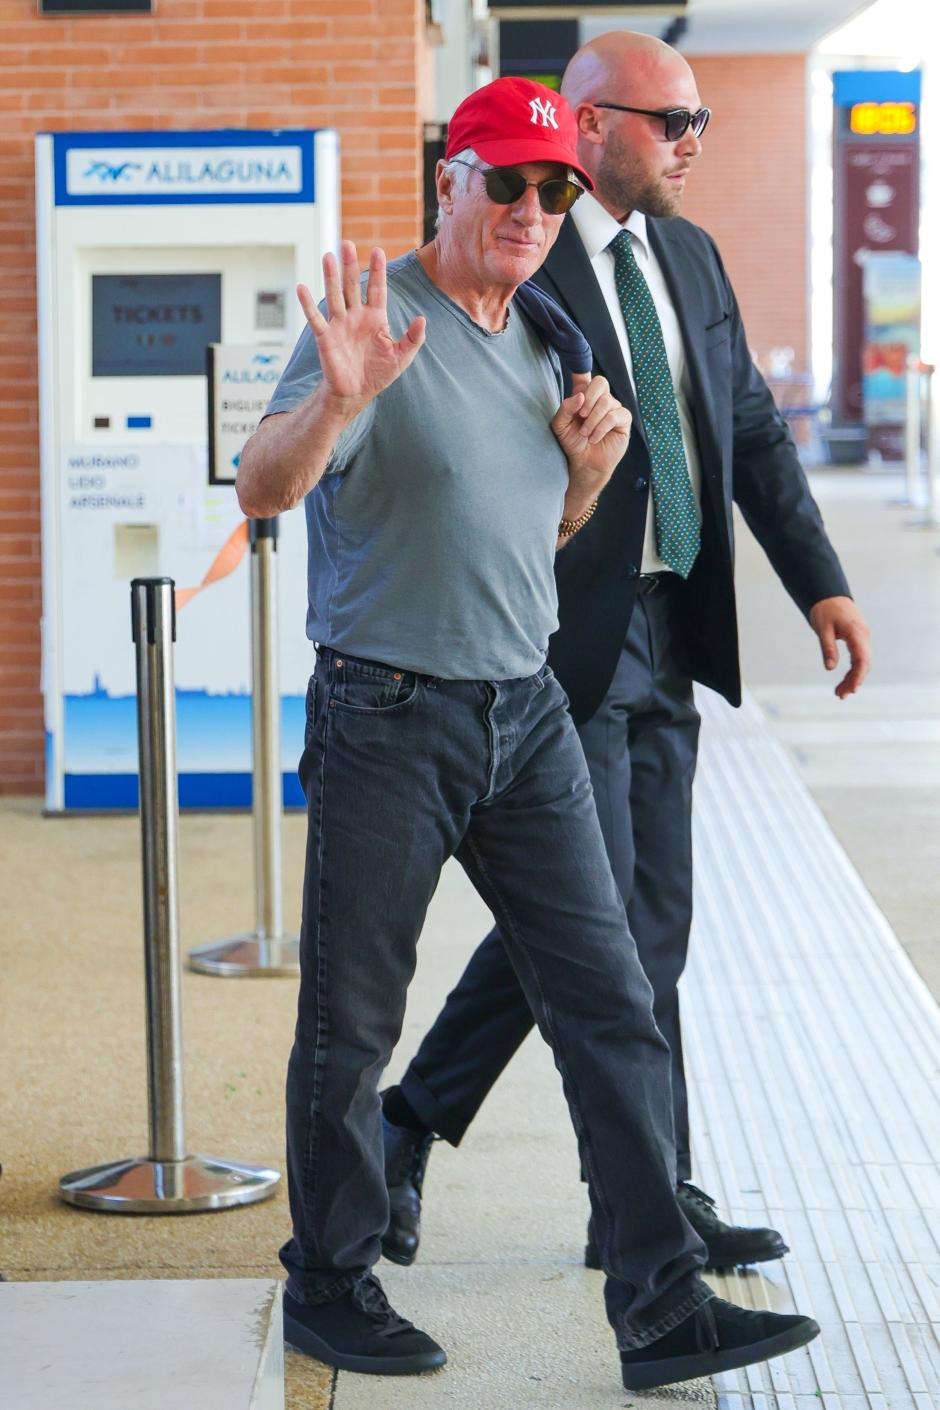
[59,1153,280,1213]
[188,933,300,977]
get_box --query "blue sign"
[50,129,317,206]
[833,70,922,107]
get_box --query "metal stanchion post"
[189,519,300,976]
[928,368,940,534]
[59,578,281,1212]
[906,365,940,530]
[898,355,923,507]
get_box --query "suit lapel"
[538,214,727,476]
[536,217,643,437]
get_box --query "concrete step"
[0,1278,283,1410]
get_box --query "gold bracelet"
[558,500,598,538]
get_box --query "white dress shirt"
[569,194,703,574]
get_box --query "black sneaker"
[381,1116,435,1266]
[283,1274,447,1375]
[620,1296,819,1390]
[584,1184,788,1272]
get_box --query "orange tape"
[175,519,250,610]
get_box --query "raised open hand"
[298,241,426,413]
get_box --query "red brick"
[203,0,289,15]
[154,22,245,42]
[681,53,808,366]
[241,19,331,40]
[0,583,41,603]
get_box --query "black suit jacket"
[534,214,850,724]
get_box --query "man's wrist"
[564,465,612,512]
[313,382,369,429]
[561,487,601,524]
[558,499,598,539]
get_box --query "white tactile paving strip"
[688,688,940,1408]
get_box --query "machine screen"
[92,272,222,377]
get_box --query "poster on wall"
[837,143,919,421]
[57,443,310,809]
[861,252,920,428]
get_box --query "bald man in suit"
[380,30,870,1270]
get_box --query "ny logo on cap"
[528,97,558,129]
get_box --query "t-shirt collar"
[570,193,650,262]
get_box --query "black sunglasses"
[448,159,584,215]
[592,102,711,143]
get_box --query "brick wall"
[680,53,809,372]
[0,0,427,794]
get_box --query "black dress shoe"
[283,1275,447,1375]
[381,1116,435,1266]
[620,1296,819,1390]
[676,1182,789,1269]
[584,1182,788,1272]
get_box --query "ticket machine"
[35,129,338,810]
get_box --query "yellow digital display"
[850,101,917,136]
[523,71,562,92]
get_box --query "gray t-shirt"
[266,250,569,680]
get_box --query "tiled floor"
[689,689,940,1406]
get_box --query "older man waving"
[237,77,819,1393]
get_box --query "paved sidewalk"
[2,468,935,1409]
[331,686,940,1409]
[736,469,940,1001]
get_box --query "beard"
[595,128,686,219]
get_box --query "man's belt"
[637,572,679,595]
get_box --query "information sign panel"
[207,345,288,486]
[832,69,921,437]
[93,273,221,378]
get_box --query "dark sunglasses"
[592,102,711,143]
[448,159,584,215]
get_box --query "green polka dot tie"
[609,230,700,578]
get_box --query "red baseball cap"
[445,77,593,192]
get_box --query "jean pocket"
[329,655,419,713]
[303,672,319,749]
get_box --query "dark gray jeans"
[280,644,708,1350]
[399,580,701,1179]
